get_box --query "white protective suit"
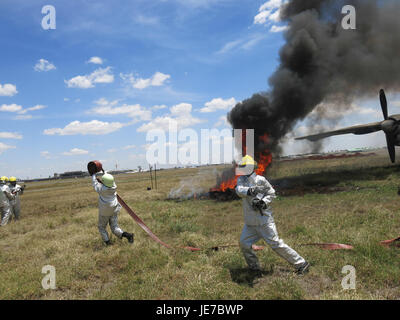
[0,184,15,226]
[236,172,306,270]
[9,184,23,220]
[92,174,124,242]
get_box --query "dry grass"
[0,149,399,300]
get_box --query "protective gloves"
[251,198,267,211]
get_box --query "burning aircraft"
[226,0,400,170]
[175,0,400,199]
[296,90,400,163]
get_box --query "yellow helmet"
[0,176,8,183]
[9,176,17,182]
[238,155,257,167]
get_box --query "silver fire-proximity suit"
[236,172,306,270]
[9,184,23,220]
[0,184,15,226]
[92,174,124,242]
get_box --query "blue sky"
[0,0,398,179]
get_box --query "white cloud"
[66,76,94,89]
[44,120,129,136]
[137,103,204,132]
[259,0,284,11]
[0,142,16,155]
[40,151,53,159]
[137,116,177,132]
[254,10,272,25]
[217,34,267,55]
[270,25,289,33]
[241,35,267,50]
[94,97,119,107]
[18,104,47,115]
[34,59,56,72]
[151,72,171,86]
[268,10,282,23]
[62,148,89,156]
[87,56,104,65]
[7,104,47,120]
[29,105,47,112]
[354,107,380,116]
[107,148,118,153]
[91,98,152,122]
[90,67,114,84]
[0,104,23,112]
[214,115,230,127]
[0,83,18,97]
[200,97,237,113]
[0,132,22,139]
[170,102,192,115]
[217,39,242,55]
[254,0,288,32]
[151,105,168,110]
[65,67,114,89]
[120,72,170,90]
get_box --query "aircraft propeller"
[295,89,398,163]
[380,89,396,163]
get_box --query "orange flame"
[211,134,272,192]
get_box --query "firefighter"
[235,155,310,275]
[0,176,15,226]
[92,172,134,245]
[8,176,23,221]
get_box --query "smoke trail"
[228,0,400,155]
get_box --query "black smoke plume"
[228,0,400,156]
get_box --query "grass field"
[1,149,400,300]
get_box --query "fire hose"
[117,194,201,252]
[88,161,400,252]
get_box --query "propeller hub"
[381,119,396,133]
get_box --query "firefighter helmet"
[101,173,115,188]
[238,155,257,167]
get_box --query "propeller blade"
[385,134,396,163]
[380,89,388,120]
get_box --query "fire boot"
[296,261,310,275]
[122,232,134,243]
